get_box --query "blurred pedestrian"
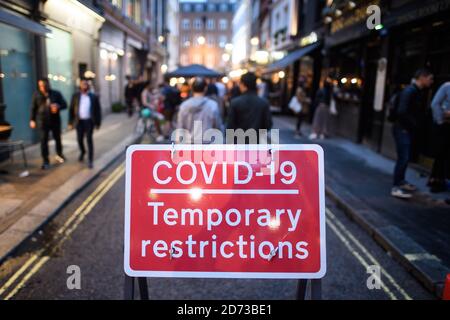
[141,82,164,142]
[124,76,137,117]
[309,76,333,140]
[391,69,434,199]
[206,83,225,120]
[227,72,272,143]
[429,81,450,193]
[289,86,311,137]
[229,80,241,101]
[68,79,102,169]
[180,82,191,101]
[160,79,181,129]
[176,77,222,143]
[214,78,227,100]
[30,78,67,170]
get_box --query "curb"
[0,132,141,265]
[326,175,449,299]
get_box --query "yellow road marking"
[326,208,412,300]
[0,165,125,300]
[326,217,398,300]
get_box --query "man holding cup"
[30,78,67,170]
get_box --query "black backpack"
[386,92,400,123]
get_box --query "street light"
[222,53,231,62]
[250,37,259,46]
[197,36,206,45]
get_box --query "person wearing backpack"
[391,69,434,199]
[176,78,223,144]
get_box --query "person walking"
[429,81,450,193]
[206,83,225,121]
[176,78,222,144]
[124,76,136,117]
[227,72,272,144]
[141,82,165,142]
[160,79,181,130]
[289,86,311,137]
[68,79,102,169]
[391,69,434,199]
[30,78,67,170]
[309,76,333,140]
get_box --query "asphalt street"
[0,121,434,300]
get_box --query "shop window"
[45,25,73,129]
[0,22,36,143]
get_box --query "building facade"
[178,0,234,72]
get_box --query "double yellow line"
[0,164,125,300]
[325,208,412,300]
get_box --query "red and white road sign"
[124,144,326,279]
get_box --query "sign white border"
[124,144,326,279]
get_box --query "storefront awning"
[264,43,320,73]
[0,8,51,37]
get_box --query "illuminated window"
[182,35,190,47]
[183,4,191,12]
[220,3,228,12]
[206,19,215,30]
[207,4,216,12]
[195,4,204,12]
[194,19,203,30]
[219,19,228,30]
[182,19,190,30]
[218,35,227,48]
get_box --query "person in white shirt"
[69,79,102,169]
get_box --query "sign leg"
[124,275,135,300]
[311,279,322,300]
[138,277,149,300]
[296,279,308,300]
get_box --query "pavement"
[0,112,140,263]
[274,115,450,298]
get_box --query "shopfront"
[263,42,322,114]
[380,1,450,167]
[98,22,125,113]
[45,25,73,128]
[42,0,104,128]
[323,0,450,169]
[0,6,50,144]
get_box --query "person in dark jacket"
[30,78,67,170]
[124,76,136,117]
[309,76,333,140]
[391,69,434,199]
[68,79,102,169]
[227,72,272,144]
